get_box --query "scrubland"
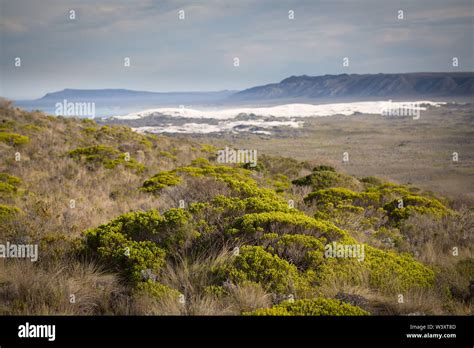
[194,103,474,205]
[0,100,472,315]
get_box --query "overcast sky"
[1,0,473,99]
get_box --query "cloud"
[1,0,472,99]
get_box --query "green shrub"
[242,161,265,172]
[0,182,18,196]
[367,183,412,204]
[233,211,346,240]
[317,244,435,293]
[360,176,385,187]
[0,119,15,131]
[68,144,112,161]
[244,298,369,316]
[92,125,153,148]
[142,171,182,192]
[0,204,22,221]
[383,194,450,225]
[293,170,360,190]
[313,165,336,172]
[200,144,217,153]
[144,163,287,206]
[272,234,326,269]
[0,173,22,196]
[21,124,42,132]
[270,174,291,192]
[68,145,145,173]
[0,132,29,146]
[258,155,311,178]
[159,151,177,160]
[0,173,21,186]
[83,228,166,282]
[84,208,192,250]
[135,280,180,300]
[203,285,227,297]
[190,157,211,167]
[215,246,302,294]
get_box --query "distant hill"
[39,88,236,102]
[231,72,474,101]
[14,89,237,117]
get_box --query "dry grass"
[225,282,272,313]
[380,287,472,316]
[0,259,121,315]
[316,261,473,315]
[157,247,235,315]
[400,209,474,266]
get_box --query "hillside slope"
[0,100,472,315]
[232,72,474,101]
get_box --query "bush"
[68,145,145,173]
[0,173,22,196]
[91,125,153,149]
[0,119,15,131]
[200,144,217,153]
[313,165,336,172]
[135,280,180,301]
[244,298,369,316]
[159,151,177,160]
[360,176,385,187]
[269,234,326,270]
[0,204,22,221]
[293,170,360,191]
[258,154,311,178]
[84,208,193,250]
[317,244,436,293]
[0,132,29,146]
[233,211,346,241]
[142,171,182,193]
[0,173,21,186]
[384,194,450,225]
[83,228,166,282]
[215,246,302,294]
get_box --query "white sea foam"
[114,101,445,120]
[123,101,446,134]
[133,119,302,134]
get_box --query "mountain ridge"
[232,72,474,101]
[39,88,237,101]
[24,72,474,103]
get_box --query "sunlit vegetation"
[0,100,472,315]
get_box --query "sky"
[1,0,473,99]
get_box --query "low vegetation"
[0,100,472,315]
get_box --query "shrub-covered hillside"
[0,100,472,315]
